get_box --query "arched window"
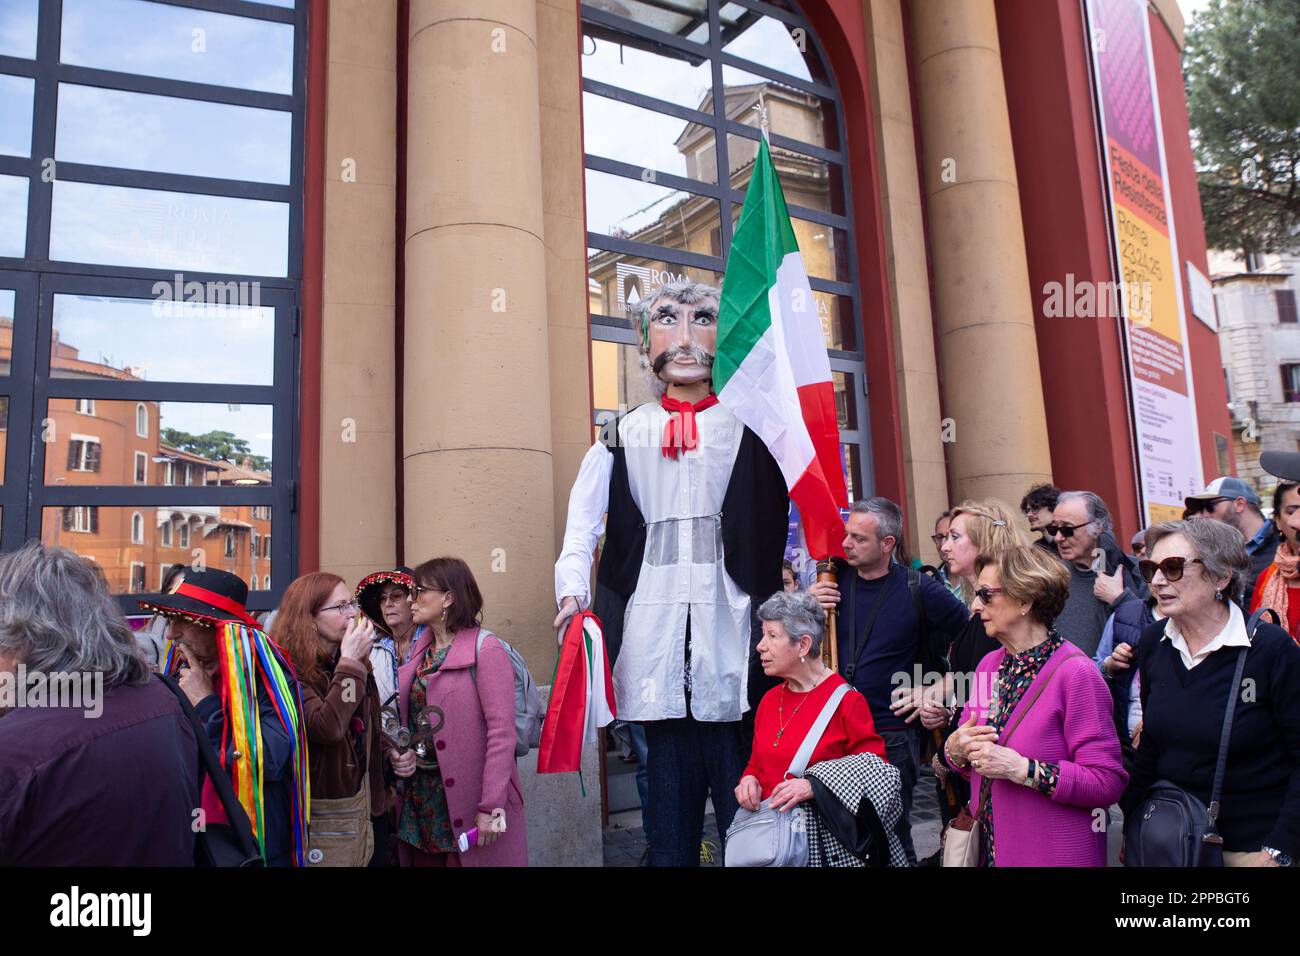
[135,402,148,438]
[131,511,143,545]
[580,0,870,501]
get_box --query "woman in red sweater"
[734,591,904,865]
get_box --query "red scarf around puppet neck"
[660,392,718,459]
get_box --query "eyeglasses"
[930,533,947,546]
[1044,522,1089,538]
[1138,556,1204,583]
[974,586,1005,604]
[318,600,358,615]
[410,584,446,600]
[379,590,410,605]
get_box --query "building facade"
[1212,248,1300,504]
[0,0,1228,862]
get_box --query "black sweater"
[1123,618,1300,856]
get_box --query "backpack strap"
[785,682,852,779]
[157,673,263,867]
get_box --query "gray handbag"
[725,683,851,867]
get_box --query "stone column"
[863,0,951,565]
[910,0,1053,506]
[404,0,555,674]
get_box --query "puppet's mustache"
[653,346,714,374]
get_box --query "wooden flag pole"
[816,559,838,673]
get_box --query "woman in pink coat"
[941,545,1127,866]
[392,557,527,866]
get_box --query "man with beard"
[554,280,789,867]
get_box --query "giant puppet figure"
[555,280,788,866]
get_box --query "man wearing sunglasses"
[1048,491,1146,658]
[1185,476,1276,609]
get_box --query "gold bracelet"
[943,735,968,770]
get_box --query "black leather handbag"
[1125,608,1276,867]
[158,674,265,868]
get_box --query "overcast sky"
[1177,0,1212,24]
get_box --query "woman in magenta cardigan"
[942,545,1127,866]
[392,557,527,866]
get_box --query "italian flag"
[715,136,849,560]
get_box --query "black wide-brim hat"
[355,567,416,634]
[1263,452,1300,483]
[137,567,260,630]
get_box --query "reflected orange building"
[22,326,275,594]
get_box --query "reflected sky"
[0,73,33,157]
[154,400,273,459]
[0,174,27,258]
[57,84,293,184]
[582,17,822,251]
[0,0,37,59]
[49,180,290,276]
[61,0,294,95]
[53,293,275,386]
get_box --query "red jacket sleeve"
[840,690,886,759]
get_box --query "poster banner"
[1085,0,1203,525]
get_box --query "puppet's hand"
[553,597,580,644]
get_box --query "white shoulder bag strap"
[785,682,852,779]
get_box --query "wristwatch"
[1021,758,1038,788]
[1262,846,1293,867]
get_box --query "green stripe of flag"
[714,136,801,393]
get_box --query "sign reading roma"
[1085,0,1204,525]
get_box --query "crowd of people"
[1,276,1298,870]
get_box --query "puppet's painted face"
[645,296,718,386]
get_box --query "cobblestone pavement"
[602,765,945,867]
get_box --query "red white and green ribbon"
[537,611,616,775]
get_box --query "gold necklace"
[773,676,821,746]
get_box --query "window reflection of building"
[581,2,869,497]
[38,330,273,594]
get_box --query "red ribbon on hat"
[661,393,718,459]
[174,582,262,630]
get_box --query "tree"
[1185,0,1300,259]
[162,428,271,472]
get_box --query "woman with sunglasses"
[392,557,527,866]
[1250,482,1300,640]
[1123,519,1300,866]
[941,544,1125,866]
[273,572,390,865]
[924,501,1026,844]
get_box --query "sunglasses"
[1137,556,1204,583]
[1044,522,1089,538]
[1187,497,1231,515]
[974,586,1005,604]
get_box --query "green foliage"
[161,427,271,472]
[1185,0,1300,257]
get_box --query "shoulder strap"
[1000,645,1084,749]
[786,682,852,779]
[844,572,892,682]
[1208,612,1269,827]
[156,674,263,866]
[468,626,486,684]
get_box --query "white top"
[554,402,752,722]
[1161,601,1251,670]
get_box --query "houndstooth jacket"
[804,751,909,867]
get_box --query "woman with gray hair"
[0,542,199,865]
[1123,519,1300,866]
[731,590,907,866]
